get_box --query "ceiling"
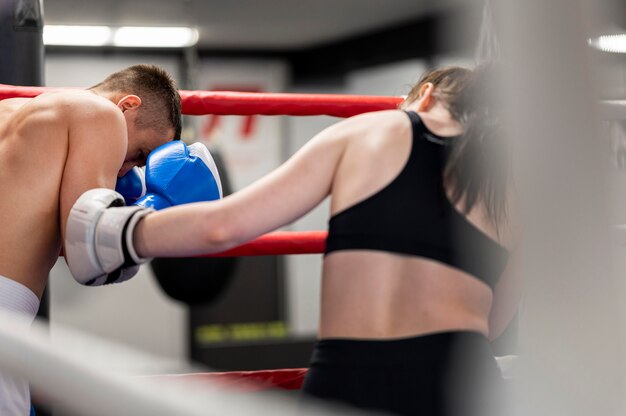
[40,0,626,52]
[43,0,465,50]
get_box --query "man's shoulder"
[44,91,123,127]
[36,90,117,115]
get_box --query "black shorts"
[301,331,505,416]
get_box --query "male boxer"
[0,64,180,415]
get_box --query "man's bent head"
[90,64,182,175]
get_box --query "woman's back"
[319,109,511,340]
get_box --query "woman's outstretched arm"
[133,115,368,258]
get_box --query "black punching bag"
[0,0,46,323]
[151,149,239,305]
[0,0,44,86]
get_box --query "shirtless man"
[0,64,181,414]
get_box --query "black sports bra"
[325,111,509,290]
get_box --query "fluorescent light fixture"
[588,34,626,53]
[113,26,199,48]
[43,25,111,46]
[43,25,198,48]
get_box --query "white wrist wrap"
[65,188,153,286]
[95,206,151,272]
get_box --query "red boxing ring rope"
[0,84,49,99]
[179,90,402,117]
[0,85,397,395]
[146,368,308,392]
[202,231,327,257]
[0,83,387,257]
[0,84,402,118]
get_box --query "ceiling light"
[43,25,198,48]
[588,34,626,53]
[113,27,199,48]
[43,25,111,46]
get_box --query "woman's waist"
[310,330,494,368]
[320,254,493,339]
[318,311,490,340]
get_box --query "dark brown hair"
[402,64,508,230]
[90,64,182,140]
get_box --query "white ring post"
[497,0,626,415]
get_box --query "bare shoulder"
[56,92,126,146]
[315,110,410,150]
[6,90,121,139]
[47,92,128,159]
[338,110,411,148]
[294,110,410,165]
[39,90,122,123]
[331,109,408,135]
[328,110,412,212]
[2,91,120,129]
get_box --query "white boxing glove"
[64,188,153,286]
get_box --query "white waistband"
[0,275,40,323]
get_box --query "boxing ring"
[0,310,355,416]
[0,84,408,414]
[0,79,622,414]
[0,84,402,258]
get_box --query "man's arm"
[59,102,127,245]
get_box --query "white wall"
[192,58,289,191]
[45,54,181,88]
[346,59,428,96]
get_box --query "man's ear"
[416,82,435,112]
[117,95,142,112]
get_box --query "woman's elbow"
[198,213,242,253]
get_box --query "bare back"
[318,110,512,340]
[0,91,126,297]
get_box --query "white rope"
[0,311,362,416]
[498,0,626,414]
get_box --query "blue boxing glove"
[115,166,146,205]
[135,141,223,210]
